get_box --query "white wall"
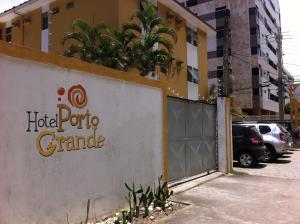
[41,29,49,52]
[188,81,199,100]
[0,55,163,223]
[187,42,198,68]
[217,97,233,173]
[41,4,49,52]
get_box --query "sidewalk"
[158,149,300,224]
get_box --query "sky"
[0,0,299,79]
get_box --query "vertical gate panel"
[168,97,217,182]
[168,98,187,181]
[167,98,186,138]
[187,102,203,137]
[168,141,186,181]
[202,139,216,171]
[185,140,203,177]
[202,104,217,171]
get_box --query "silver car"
[241,123,288,162]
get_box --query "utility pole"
[277,32,284,124]
[222,10,231,97]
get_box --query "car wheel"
[264,145,277,162]
[238,152,255,168]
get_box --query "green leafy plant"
[63,2,177,78]
[123,2,177,77]
[125,192,134,222]
[123,175,173,220]
[138,185,154,217]
[153,175,173,211]
[125,182,143,219]
[62,19,135,71]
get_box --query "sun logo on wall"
[57,84,88,109]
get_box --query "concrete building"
[0,0,215,101]
[283,67,294,106]
[178,0,282,115]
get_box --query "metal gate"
[168,97,217,181]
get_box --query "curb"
[169,172,224,195]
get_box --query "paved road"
[234,148,300,179]
[158,149,300,224]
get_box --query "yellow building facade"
[0,0,215,99]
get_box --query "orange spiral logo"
[68,85,88,108]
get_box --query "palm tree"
[62,19,108,63]
[123,2,177,76]
[62,19,134,71]
[102,28,136,71]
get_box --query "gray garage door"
[168,97,217,182]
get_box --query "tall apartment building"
[178,0,284,115]
[0,0,215,100]
[283,67,294,107]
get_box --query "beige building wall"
[0,0,213,99]
[11,8,42,49]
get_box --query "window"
[249,7,257,16]
[253,88,259,96]
[259,125,271,134]
[250,27,257,35]
[215,7,228,19]
[187,66,199,84]
[251,46,260,55]
[217,30,224,38]
[186,27,198,47]
[268,59,277,70]
[269,93,278,102]
[186,0,197,7]
[217,46,223,57]
[216,6,226,11]
[66,1,74,9]
[52,7,60,15]
[252,67,259,75]
[42,12,48,30]
[217,66,223,78]
[267,41,277,55]
[5,27,12,42]
[269,76,278,86]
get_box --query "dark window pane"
[215,9,230,19]
[5,27,12,42]
[217,68,223,78]
[217,46,223,57]
[249,7,257,16]
[52,7,60,15]
[186,0,197,7]
[259,125,271,134]
[66,1,74,9]
[217,30,224,38]
[42,12,48,30]
[250,27,257,35]
[253,88,259,96]
[252,67,259,75]
[251,47,258,55]
[216,6,226,11]
[187,66,199,84]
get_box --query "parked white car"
[240,123,288,162]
